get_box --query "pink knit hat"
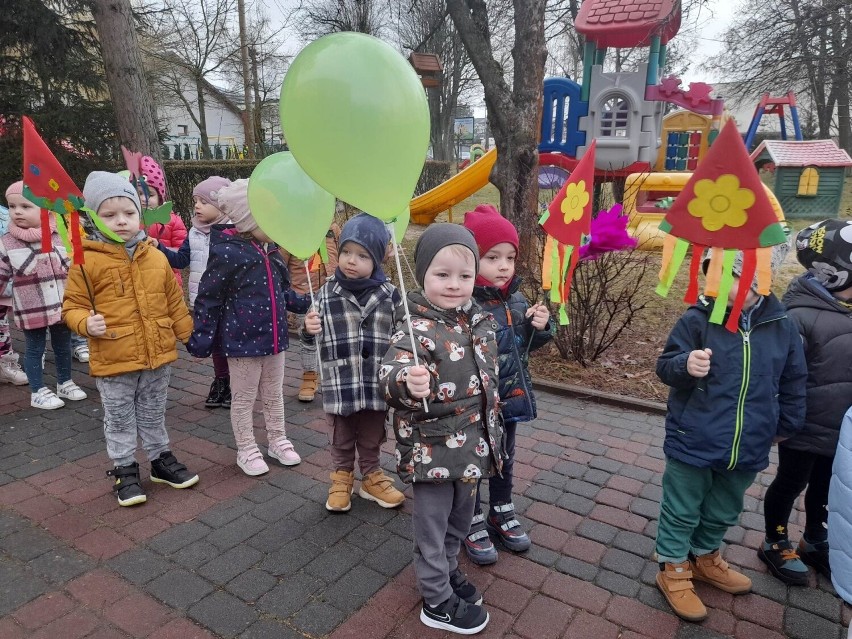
[5,181,23,200]
[140,156,167,201]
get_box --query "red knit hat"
[463,204,519,256]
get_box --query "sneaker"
[298,371,318,402]
[327,470,354,512]
[205,377,226,408]
[420,594,489,634]
[150,451,199,489]
[237,448,269,476]
[57,380,87,401]
[31,387,65,410]
[107,462,147,507]
[799,537,831,580]
[72,343,90,363]
[690,550,752,594]
[656,561,707,622]
[0,352,28,385]
[449,569,483,605]
[464,512,498,565]
[486,502,531,552]
[758,539,809,586]
[268,438,301,466]
[358,470,404,508]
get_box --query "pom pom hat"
[463,204,519,255]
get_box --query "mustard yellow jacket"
[63,239,193,377]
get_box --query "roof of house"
[750,140,852,168]
[575,0,681,48]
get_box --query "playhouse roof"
[575,0,681,48]
[751,140,852,168]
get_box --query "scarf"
[191,210,230,234]
[93,229,147,258]
[334,267,385,305]
[475,274,512,297]
[7,215,57,244]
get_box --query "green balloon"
[390,207,410,243]
[280,32,430,223]
[248,152,335,260]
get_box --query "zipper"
[255,242,279,354]
[503,299,535,417]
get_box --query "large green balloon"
[248,152,335,260]
[391,207,410,243]
[280,32,430,222]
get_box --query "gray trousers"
[96,365,171,467]
[412,480,477,606]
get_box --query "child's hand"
[149,238,159,248]
[304,310,322,335]
[686,348,712,378]
[526,303,550,330]
[405,365,431,399]
[86,310,106,337]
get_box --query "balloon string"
[388,223,429,413]
[303,260,323,383]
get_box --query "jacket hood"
[783,274,851,315]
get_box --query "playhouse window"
[600,97,630,138]
[797,167,819,196]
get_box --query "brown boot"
[358,470,405,508]
[691,550,752,594]
[326,470,354,512]
[298,371,318,402]
[656,561,707,622]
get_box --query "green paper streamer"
[142,202,173,227]
[655,237,689,297]
[318,238,329,264]
[549,242,561,304]
[538,210,550,225]
[54,213,72,254]
[710,249,737,325]
[82,207,124,243]
[559,304,569,325]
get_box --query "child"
[155,176,233,408]
[303,214,404,512]
[654,243,806,621]
[0,181,87,408]
[63,172,198,506]
[136,156,187,285]
[760,220,852,584]
[461,205,553,564]
[0,202,27,385]
[188,179,309,476]
[380,223,504,635]
[828,406,852,608]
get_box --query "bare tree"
[297,0,387,39]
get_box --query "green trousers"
[656,458,757,564]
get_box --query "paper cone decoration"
[539,141,596,324]
[656,120,788,332]
[22,116,85,264]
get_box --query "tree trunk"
[237,0,255,157]
[195,76,210,159]
[91,0,161,161]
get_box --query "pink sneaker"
[268,438,301,466]
[237,448,269,476]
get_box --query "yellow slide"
[410,148,497,225]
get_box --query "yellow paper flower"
[561,180,589,224]
[688,174,754,231]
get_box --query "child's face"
[193,196,222,224]
[338,241,374,279]
[137,184,160,209]
[423,245,476,310]
[6,193,41,229]
[727,275,759,310]
[478,242,516,287]
[98,197,141,240]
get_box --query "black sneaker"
[464,512,498,565]
[205,377,226,408]
[221,379,231,408]
[757,539,809,586]
[150,451,200,489]
[799,538,831,579]
[450,569,483,605]
[420,594,488,635]
[487,502,531,552]
[107,463,146,507]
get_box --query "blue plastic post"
[744,107,765,150]
[594,46,607,66]
[581,41,595,102]
[779,112,788,140]
[646,36,661,85]
[790,106,803,140]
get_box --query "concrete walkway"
[0,345,849,639]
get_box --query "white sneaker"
[57,380,87,401]
[72,344,90,363]
[0,353,28,385]
[31,387,65,410]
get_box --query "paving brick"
[147,568,216,610]
[526,544,560,567]
[0,528,58,561]
[555,491,595,516]
[555,556,599,581]
[187,590,258,638]
[292,600,347,637]
[256,572,323,618]
[604,595,680,639]
[246,518,308,552]
[674,624,730,639]
[701,607,738,636]
[103,589,175,637]
[305,542,365,582]
[11,592,75,630]
[564,610,620,639]
[240,619,305,639]
[589,504,649,532]
[488,553,549,589]
[743,568,788,604]
[600,547,647,578]
[576,519,619,545]
[512,594,573,639]
[525,502,582,533]
[612,530,656,558]
[734,620,788,639]
[0,562,50,616]
[484,578,534,615]
[541,571,610,614]
[198,545,262,585]
[28,608,101,639]
[595,568,641,597]
[157,617,219,639]
[783,607,844,639]
[565,478,600,499]
[11,495,70,525]
[204,514,266,550]
[146,521,213,555]
[524,483,562,504]
[260,538,322,575]
[606,475,644,496]
[0,617,27,639]
[27,546,93,585]
[66,569,133,607]
[108,548,173,585]
[529,524,570,552]
[732,593,785,630]
[787,585,843,622]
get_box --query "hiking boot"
[298,371,318,402]
[486,502,531,552]
[358,470,404,508]
[464,512,498,565]
[758,539,809,586]
[450,568,483,605]
[420,593,489,634]
[0,352,27,385]
[31,387,64,410]
[107,463,146,507]
[150,451,199,489]
[326,469,354,512]
[221,381,231,408]
[57,380,87,401]
[656,561,707,622]
[237,448,269,476]
[268,438,301,466]
[799,537,831,580]
[690,550,752,594]
[205,377,227,408]
[72,343,90,363]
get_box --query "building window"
[600,96,630,138]
[178,124,188,136]
[797,167,819,196]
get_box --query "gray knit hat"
[217,179,257,233]
[414,223,479,287]
[83,171,141,217]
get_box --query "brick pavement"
[0,345,849,638]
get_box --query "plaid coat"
[0,231,69,330]
[310,276,401,416]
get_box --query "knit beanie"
[192,176,231,208]
[217,179,257,233]
[703,239,791,292]
[795,219,852,291]
[83,171,142,217]
[463,204,519,256]
[139,156,167,201]
[414,223,479,287]
[5,181,23,201]
[339,213,390,277]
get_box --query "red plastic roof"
[751,140,852,168]
[575,0,681,48]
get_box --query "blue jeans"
[474,419,516,514]
[23,324,72,392]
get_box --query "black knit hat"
[414,223,479,287]
[795,219,852,291]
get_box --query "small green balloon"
[281,32,430,222]
[248,152,335,260]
